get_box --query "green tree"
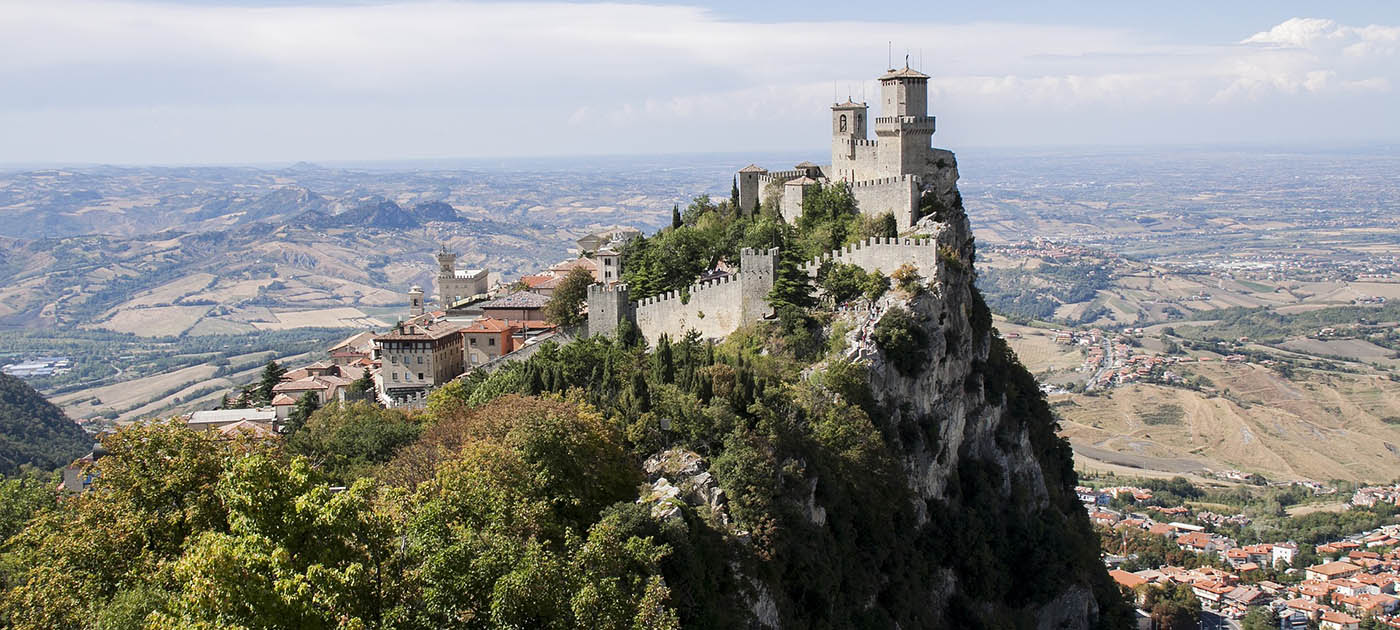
[730,177,741,215]
[286,401,419,483]
[768,232,815,311]
[1243,606,1279,630]
[255,360,286,405]
[285,392,320,435]
[350,368,375,395]
[671,204,682,230]
[545,267,596,327]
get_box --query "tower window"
[839,114,847,133]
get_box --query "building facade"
[436,248,489,307]
[373,320,465,405]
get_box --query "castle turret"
[739,247,779,323]
[736,164,767,215]
[874,64,936,177]
[830,99,869,181]
[587,283,632,338]
[436,248,456,278]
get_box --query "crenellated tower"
[874,65,936,177]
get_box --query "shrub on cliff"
[873,306,928,375]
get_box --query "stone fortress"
[589,63,962,344]
[738,60,960,230]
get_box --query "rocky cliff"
[652,154,1129,629]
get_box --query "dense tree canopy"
[0,373,91,475]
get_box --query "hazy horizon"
[3,1,1398,164]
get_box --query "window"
[839,114,847,133]
[392,373,398,381]
[390,355,397,364]
[417,356,424,364]
[418,372,424,380]
[470,338,477,345]
[488,338,496,346]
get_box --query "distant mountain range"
[298,199,466,230]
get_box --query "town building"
[187,408,278,433]
[373,319,465,405]
[576,227,640,254]
[462,317,518,366]
[479,291,549,322]
[436,247,489,307]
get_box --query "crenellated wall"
[850,175,921,228]
[800,236,941,280]
[590,248,779,344]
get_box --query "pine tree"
[768,241,816,310]
[255,360,286,406]
[350,369,375,396]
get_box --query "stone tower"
[587,283,632,338]
[875,64,935,177]
[830,99,869,181]
[408,285,424,317]
[436,248,456,278]
[739,247,780,323]
[737,164,767,215]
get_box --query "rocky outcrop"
[639,449,732,526]
[711,149,1124,629]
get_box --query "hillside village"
[1086,480,1400,630]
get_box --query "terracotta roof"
[521,274,562,289]
[1322,610,1361,624]
[550,257,598,273]
[273,377,331,392]
[480,291,550,309]
[271,393,297,406]
[1310,561,1363,577]
[794,161,820,168]
[880,66,930,80]
[217,420,276,439]
[463,317,516,334]
[738,164,768,173]
[1109,569,1147,589]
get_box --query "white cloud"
[0,3,1395,162]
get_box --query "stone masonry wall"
[850,176,921,228]
[634,275,745,344]
[800,236,941,280]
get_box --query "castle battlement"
[800,236,940,277]
[758,169,808,186]
[850,175,920,189]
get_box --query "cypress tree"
[653,334,674,384]
[731,177,741,214]
[671,204,682,230]
[769,244,816,310]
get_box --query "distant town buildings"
[435,247,488,307]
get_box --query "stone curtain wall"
[850,176,921,228]
[801,237,941,280]
[634,275,745,344]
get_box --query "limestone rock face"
[715,151,1119,628]
[640,449,732,526]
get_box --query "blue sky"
[2,0,1397,164]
